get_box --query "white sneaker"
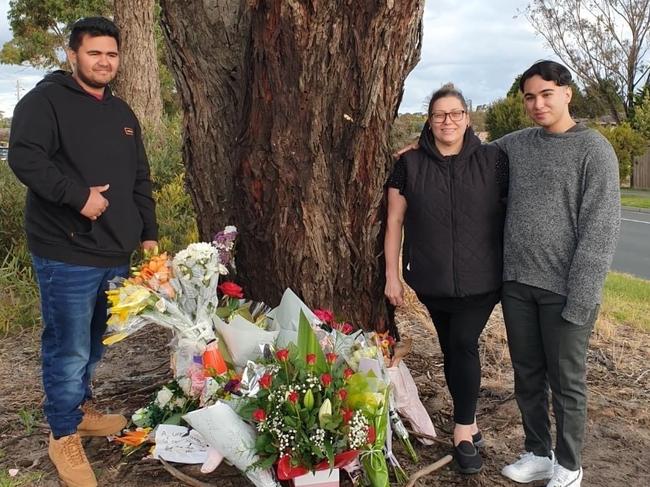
[501,451,555,483]
[546,465,583,487]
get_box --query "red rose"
[217,281,244,298]
[340,322,354,334]
[337,389,348,401]
[320,373,332,387]
[314,309,334,324]
[259,373,273,389]
[367,426,376,444]
[252,409,267,422]
[343,368,354,380]
[276,349,289,362]
[325,352,338,364]
[341,407,354,424]
[288,391,299,403]
[306,353,316,365]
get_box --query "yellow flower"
[107,284,153,324]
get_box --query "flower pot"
[293,468,339,487]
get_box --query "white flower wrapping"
[183,401,279,487]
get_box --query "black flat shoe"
[454,440,483,474]
[472,431,485,448]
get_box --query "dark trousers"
[502,281,596,471]
[421,298,495,425]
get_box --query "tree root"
[405,454,453,487]
[159,458,218,487]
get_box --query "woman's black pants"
[420,298,495,425]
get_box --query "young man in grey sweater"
[494,61,620,487]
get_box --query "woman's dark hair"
[427,83,468,118]
[519,60,572,92]
[69,17,120,51]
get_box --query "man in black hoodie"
[9,17,157,487]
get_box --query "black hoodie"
[9,71,157,267]
[399,124,507,298]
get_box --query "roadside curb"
[621,205,650,214]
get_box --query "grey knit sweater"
[494,126,620,325]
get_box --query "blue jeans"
[31,255,129,437]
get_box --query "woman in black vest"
[385,84,508,474]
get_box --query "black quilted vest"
[402,124,505,298]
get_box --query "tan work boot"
[48,433,97,487]
[78,402,127,437]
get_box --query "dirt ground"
[1,298,649,486]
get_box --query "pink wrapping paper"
[387,361,436,445]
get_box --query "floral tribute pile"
[105,227,436,487]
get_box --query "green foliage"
[595,123,647,182]
[0,163,29,267]
[0,253,41,334]
[154,173,198,254]
[0,162,40,334]
[485,93,533,141]
[17,407,40,435]
[1,0,111,69]
[631,89,650,139]
[390,113,426,152]
[144,115,184,189]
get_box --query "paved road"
[611,208,650,280]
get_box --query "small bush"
[595,123,647,183]
[0,252,40,334]
[144,114,184,190]
[154,172,198,253]
[485,94,534,141]
[0,162,30,269]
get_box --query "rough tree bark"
[113,0,164,130]
[160,0,424,327]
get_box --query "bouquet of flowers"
[104,228,238,346]
[241,312,373,479]
[131,379,199,428]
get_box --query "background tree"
[0,0,110,69]
[485,93,534,141]
[113,0,163,130]
[525,0,650,121]
[160,0,425,326]
[1,0,164,130]
[631,86,650,137]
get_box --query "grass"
[600,271,650,332]
[620,195,650,208]
[0,471,46,487]
[17,407,40,435]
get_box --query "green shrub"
[0,162,30,269]
[0,252,40,334]
[144,114,184,190]
[595,123,647,183]
[154,172,198,253]
[485,94,534,141]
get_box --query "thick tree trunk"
[113,0,163,130]
[160,0,424,327]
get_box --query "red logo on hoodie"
[123,127,134,136]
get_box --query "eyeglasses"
[431,110,466,123]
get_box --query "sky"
[0,0,554,117]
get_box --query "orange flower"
[114,428,151,447]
